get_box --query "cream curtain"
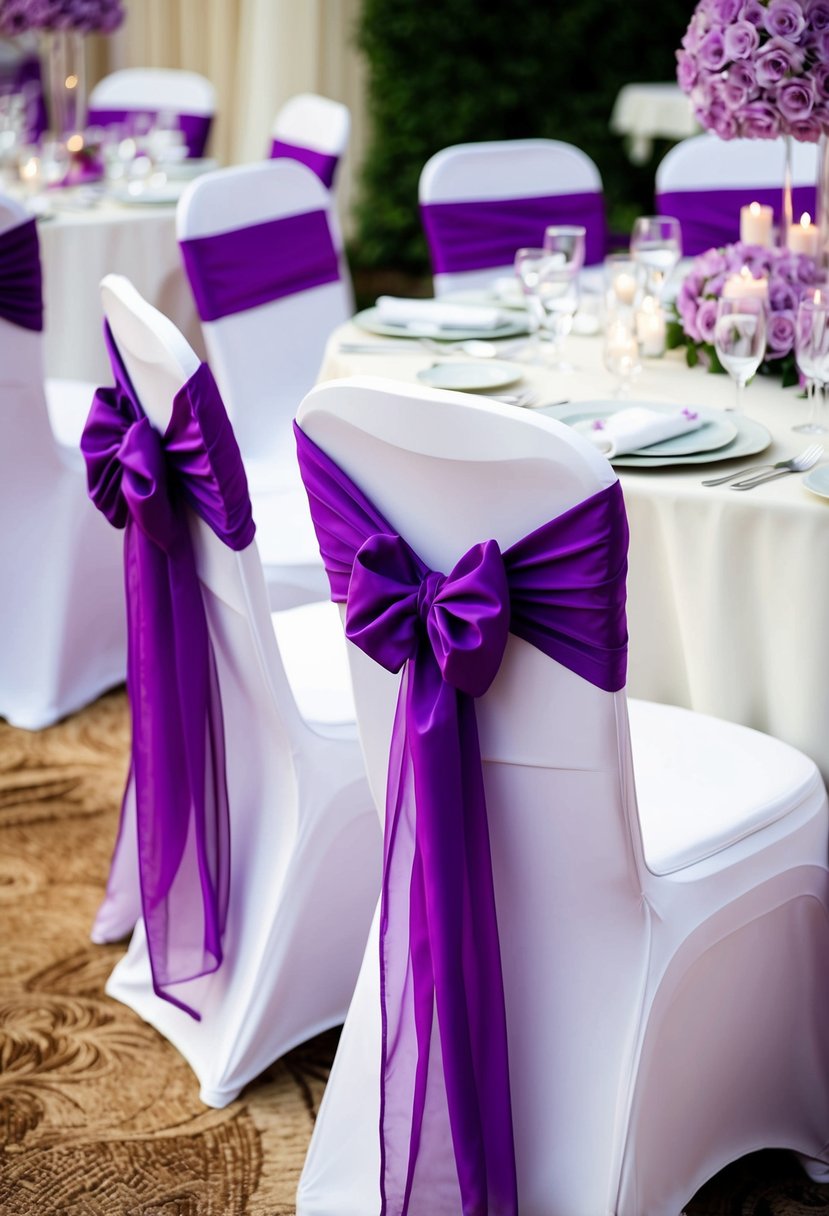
[94,0,366,230]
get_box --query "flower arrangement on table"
[667,240,824,384]
[677,0,829,142]
[0,0,124,35]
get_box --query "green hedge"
[353,0,692,275]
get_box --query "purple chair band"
[295,422,628,1215]
[86,106,213,158]
[0,217,43,332]
[270,137,339,189]
[656,185,816,256]
[82,324,255,1019]
[420,192,607,274]
[180,208,341,323]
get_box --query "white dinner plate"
[540,401,772,467]
[111,182,185,206]
[416,361,522,392]
[802,465,829,500]
[353,306,528,342]
[558,401,738,456]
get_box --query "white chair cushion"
[629,697,823,875]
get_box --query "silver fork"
[701,442,824,487]
[730,443,823,490]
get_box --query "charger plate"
[354,306,528,342]
[539,400,771,467]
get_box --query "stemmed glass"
[793,295,829,434]
[630,215,682,298]
[514,244,580,369]
[713,296,767,412]
[543,224,586,273]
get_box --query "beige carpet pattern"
[1,689,828,1215]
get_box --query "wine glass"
[713,296,767,412]
[794,296,829,434]
[543,224,586,274]
[630,215,682,298]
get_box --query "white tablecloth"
[37,197,203,382]
[610,83,699,164]
[319,323,829,782]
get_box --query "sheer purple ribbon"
[420,192,607,274]
[656,185,816,256]
[82,324,255,1019]
[270,137,340,189]
[86,107,213,158]
[180,209,340,323]
[295,423,628,1215]
[0,217,43,332]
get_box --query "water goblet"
[543,224,586,274]
[794,295,829,434]
[713,295,767,412]
[514,246,548,361]
[630,215,682,299]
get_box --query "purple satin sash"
[295,423,628,1215]
[86,106,212,158]
[0,217,43,332]
[180,209,340,322]
[656,185,816,256]
[82,324,255,1019]
[270,137,340,189]
[420,192,607,274]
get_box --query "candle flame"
[66,134,83,153]
[65,74,78,90]
[801,212,812,228]
[749,201,761,215]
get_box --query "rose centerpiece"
[668,239,824,384]
[677,0,829,144]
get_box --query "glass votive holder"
[604,253,644,312]
[634,294,667,358]
[604,315,642,397]
[16,144,41,196]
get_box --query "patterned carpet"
[1,689,829,1215]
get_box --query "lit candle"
[613,272,638,306]
[18,154,40,194]
[722,266,768,301]
[740,201,773,247]
[787,211,820,258]
[635,295,666,357]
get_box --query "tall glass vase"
[781,133,794,252]
[45,30,87,137]
[817,130,829,275]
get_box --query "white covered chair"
[0,194,124,729]
[419,138,607,296]
[89,275,380,1108]
[87,68,216,157]
[269,92,350,190]
[177,158,353,610]
[294,375,829,1216]
[655,132,819,255]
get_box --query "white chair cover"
[270,92,350,188]
[88,68,216,117]
[95,276,381,1108]
[294,375,829,1216]
[177,158,354,610]
[0,195,124,729]
[419,138,605,296]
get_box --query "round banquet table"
[36,195,204,382]
[318,321,829,784]
[610,82,699,164]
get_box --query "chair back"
[0,194,60,474]
[419,138,607,295]
[88,68,216,157]
[177,159,352,477]
[99,272,318,768]
[655,132,819,254]
[270,92,350,189]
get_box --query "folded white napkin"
[375,295,510,330]
[584,406,705,458]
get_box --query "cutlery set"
[701,443,823,490]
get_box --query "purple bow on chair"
[0,217,43,332]
[295,422,629,1215]
[82,325,255,1018]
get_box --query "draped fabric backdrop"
[91,0,366,232]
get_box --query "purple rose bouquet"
[0,0,124,35]
[668,240,824,383]
[677,0,829,141]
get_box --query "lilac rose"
[710,0,746,20]
[755,36,806,86]
[739,99,782,137]
[808,0,829,26]
[777,76,817,121]
[696,297,720,344]
[677,50,699,91]
[724,19,760,58]
[742,0,767,23]
[769,278,800,311]
[787,114,823,139]
[767,310,796,356]
[698,27,729,70]
[764,0,808,39]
